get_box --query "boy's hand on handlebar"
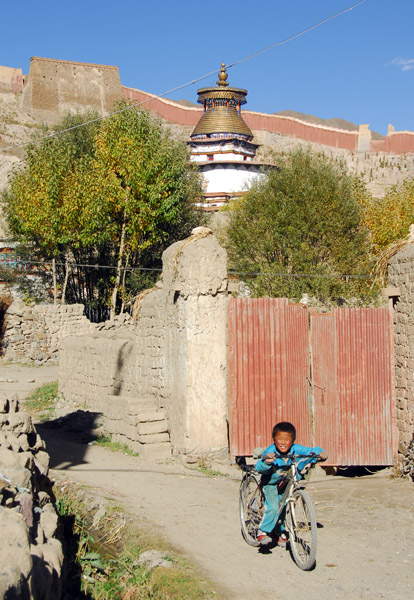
[318,451,328,461]
[264,452,276,464]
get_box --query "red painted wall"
[243,111,358,151]
[372,132,414,154]
[122,86,200,127]
[122,86,414,155]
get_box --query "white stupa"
[188,63,266,211]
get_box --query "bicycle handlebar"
[236,452,327,471]
[261,452,327,461]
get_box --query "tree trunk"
[61,255,71,305]
[110,217,126,320]
[120,253,130,314]
[52,258,57,305]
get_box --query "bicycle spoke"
[287,489,317,570]
[239,474,264,546]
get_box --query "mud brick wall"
[388,244,414,462]
[21,56,123,125]
[59,230,229,456]
[2,302,134,363]
[59,282,165,410]
[2,301,94,362]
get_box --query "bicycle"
[237,452,324,571]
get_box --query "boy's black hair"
[272,421,296,442]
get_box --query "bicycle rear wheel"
[286,489,317,570]
[239,473,264,547]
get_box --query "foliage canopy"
[2,104,203,317]
[362,178,414,253]
[222,149,374,301]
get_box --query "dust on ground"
[2,361,413,600]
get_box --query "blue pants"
[259,484,287,534]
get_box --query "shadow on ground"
[36,410,102,469]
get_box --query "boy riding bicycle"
[255,421,327,546]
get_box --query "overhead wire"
[227,0,369,70]
[0,0,370,154]
[0,257,371,279]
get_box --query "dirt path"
[39,427,414,600]
[0,362,59,400]
[3,363,414,599]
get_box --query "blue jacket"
[255,443,324,486]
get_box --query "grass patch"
[24,381,58,421]
[194,464,225,478]
[94,434,138,456]
[191,458,226,478]
[54,481,221,599]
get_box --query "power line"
[229,270,370,280]
[228,0,369,70]
[0,0,370,155]
[1,257,371,279]
[0,258,162,272]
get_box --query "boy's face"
[274,431,294,454]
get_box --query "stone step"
[137,420,169,435]
[137,432,170,444]
[139,442,171,460]
[111,435,171,460]
[106,395,167,418]
[107,394,156,408]
[135,410,166,423]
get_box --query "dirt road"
[3,363,413,599]
[38,426,413,600]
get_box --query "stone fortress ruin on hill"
[1,55,414,212]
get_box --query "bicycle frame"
[275,458,306,521]
[238,453,321,570]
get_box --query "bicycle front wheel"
[239,474,264,547]
[286,489,317,570]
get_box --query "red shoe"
[277,532,288,547]
[257,531,272,545]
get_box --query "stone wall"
[388,243,414,463]
[0,65,23,93]
[0,396,63,599]
[21,56,123,125]
[2,300,135,363]
[59,229,229,457]
[2,301,94,362]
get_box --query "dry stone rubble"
[0,395,63,599]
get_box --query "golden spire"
[216,63,229,87]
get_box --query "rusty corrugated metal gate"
[228,298,397,466]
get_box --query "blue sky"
[1,0,413,136]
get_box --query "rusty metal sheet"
[312,307,397,466]
[230,299,396,465]
[335,307,397,465]
[311,310,340,465]
[228,298,310,457]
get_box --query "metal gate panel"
[311,307,397,466]
[230,300,396,464]
[311,311,340,464]
[229,298,310,457]
[286,303,312,446]
[335,307,397,465]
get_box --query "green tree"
[93,104,202,316]
[362,178,414,253]
[2,104,203,317]
[222,148,374,301]
[2,111,108,304]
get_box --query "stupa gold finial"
[216,63,229,87]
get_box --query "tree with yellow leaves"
[362,178,414,254]
[2,104,202,317]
